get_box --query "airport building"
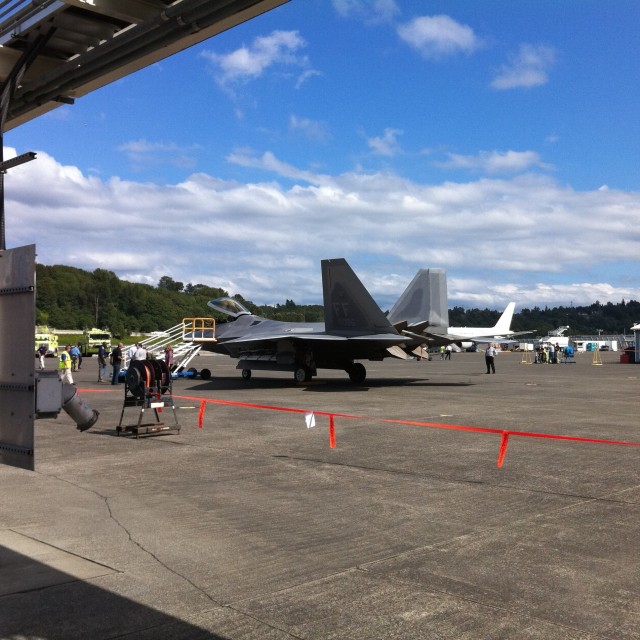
[629,323,640,363]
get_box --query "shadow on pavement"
[184,377,475,393]
[0,546,226,640]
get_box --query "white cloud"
[491,43,556,89]
[437,150,553,174]
[289,115,332,143]
[6,148,640,309]
[118,139,202,171]
[367,128,403,156]
[226,148,329,185]
[449,280,640,309]
[397,15,483,59]
[295,68,322,89]
[201,30,313,88]
[332,0,400,24]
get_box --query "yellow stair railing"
[182,317,217,342]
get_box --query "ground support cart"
[117,359,179,438]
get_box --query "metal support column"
[0,27,53,249]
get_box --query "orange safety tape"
[174,394,640,445]
[197,400,206,429]
[156,393,640,466]
[497,431,509,468]
[329,415,336,449]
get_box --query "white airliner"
[448,302,519,348]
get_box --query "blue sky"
[5,0,640,310]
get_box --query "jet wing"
[221,332,407,346]
[392,319,435,334]
[343,334,408,343]
[402,320,432,333]
[399,330,436,343]
[221,333,346,344]
[469,337,521,345]
[421,331,458,346]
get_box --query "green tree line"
[449,300,639,335]
[35,264,639,337]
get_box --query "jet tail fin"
[387,268,449,329]
[322,259,396,334]
[492,302,516,334]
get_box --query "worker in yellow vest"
[58,345,74,385]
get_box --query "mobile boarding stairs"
[121,318,217,380]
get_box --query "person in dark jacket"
[97,342,109,383]
[110,343,123,385]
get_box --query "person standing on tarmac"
[69,344,80,371]
[548,342,556,364]
[76,342,83,370]
[110,343,123,385]
[164,345,174,370]
[97,341,109,383]
[485,343,497,374]
[37,343,48,369]
[126,342,137,367]
[133,343,147,361]
[58,345,74,385]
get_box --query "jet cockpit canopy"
[208,297,251,318]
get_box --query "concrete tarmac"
[1,350,639,639]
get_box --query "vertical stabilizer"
[322,259,395,334]
[493,302,516,333]
[388,268,449,328]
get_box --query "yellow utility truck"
[35,326,59,357]
[79,328,112,356]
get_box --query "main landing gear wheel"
[347,362,366,384]
[241,369,252,380]
[294,366,311,383]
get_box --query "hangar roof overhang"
[0,0,289,131]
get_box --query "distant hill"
[35,264,639,338]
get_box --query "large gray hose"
[62,383,99,432]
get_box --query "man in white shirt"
[127,343,137,365]
[133,343,147,361]
[485,343,497,374]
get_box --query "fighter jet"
[198,258,410,383]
